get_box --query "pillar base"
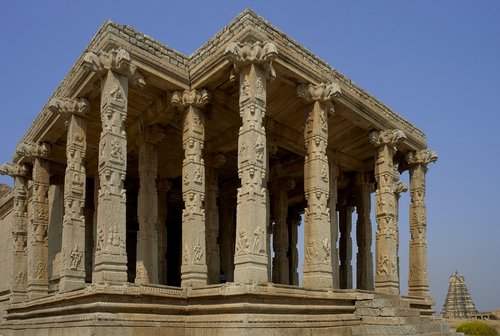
[93,255,127,284]
[375,282,400,295]
[408,287,430,298]
[234,254,268,284]
[181,264,208,288]
[27,283,48,300]
[59,276,86,292]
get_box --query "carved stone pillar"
[16,142,52,299]
[206,154,225,284]
[172,89,210,288]
[297,82,340,289]
[329,154,340,289]
[0,163,30,302]
[84,48,145,283]
[370,129,406,294]
[287,208,301,286]
[49,97,89,292]
[407,149,437,297]
[271,178,294,284]
[393,166,408,292]
[225,41,278,284]
[339,197,353,289]
[135,125,165,285]
[157,179,171,285]
[219,186,236,282]
[355,172,374,291]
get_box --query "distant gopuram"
[442,272,478,319]
[0,9,453,336]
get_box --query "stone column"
[225,41,278,284]
[16,142,52,299]
[172,89,210,288]
[287,208,301,286]
[339,197,353,289]
[297,82,341,289]
[49,98,90,292]
[355,172,374,291]
[271,178,294,284]
[157,179,171,285]
[407,149,437,297]
[135,125,165,285]
[83,48,146,283]
[205,154,225,284]
[219,186,236,283]
[0,163,30,302]
[393,167,407,291]
[370,129,406,294]
[329,154,340,289]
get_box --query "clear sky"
[0,0,498,312]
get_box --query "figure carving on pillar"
[297,82,340,289]
[370,129,406,295]
[224,41,278,285]
[406,149,437,298]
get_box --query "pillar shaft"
[93,69,129,283]
[297,82,340,289]
[339,200,353,289]
[0,163,30,302]
[287,209,300,286]
[356,173,374,291]
[157,179,171,285]
[50,98,90,292]
[172,89,210,288]
[219,186,236,282]
[136,126,164,285]
[407,149,437,297]
[29,157,50,298]
[271,181,291,284]
[329,155,340,289]
[370,129,406,294]
[206,154,225,284]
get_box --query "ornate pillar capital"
[171,89,211,109]
[0,163,30,178]
[224,41,278,80]
[296,82,341,106]
[16,142,51,160]
[49,97,90,118]
[83,48,146,88]
[406,149,438,167]
[138,125,165,145]
[369,129,406,148]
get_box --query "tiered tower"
[441,272,478,318]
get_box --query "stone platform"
[0,283,453,336]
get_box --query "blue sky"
[1,1,499,312]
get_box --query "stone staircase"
[351,296,456,336]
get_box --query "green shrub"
[456,321,498,336]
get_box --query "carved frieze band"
[225,41,278,80]
[83,48,146,88]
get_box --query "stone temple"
[441,272,478,319]
[0,9,453,335]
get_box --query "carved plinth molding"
[50,97,90,292]
[136,125,165,285]
[298,83,339,289]
[90,57,130,284]
[355,172,374,291]
[225,42,277,285]
[172,89,209,288]
[0,163,30,302]
[407,149,438,298]
[370,129,406,295]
